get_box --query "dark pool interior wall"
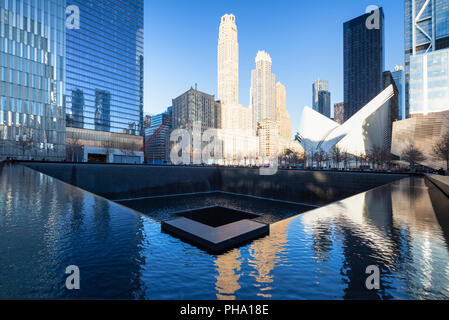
[22,163,407,206]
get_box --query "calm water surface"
[1,164,449,299]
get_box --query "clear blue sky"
[144,0,404,135]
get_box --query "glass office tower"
[392,67,404,120]
[404,0,449,117]
[317,90,331,118]
[409,48,449,114]
[343,8,385,121]
[65,0,144,136]
[0,0,66,160]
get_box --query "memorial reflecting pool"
[1,164,449,299]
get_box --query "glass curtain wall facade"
[409,48,449,114]
[317,90,331,118]
[392,68,404,120]
[312,79,328,112]
[0,0,66,160]
[404,0,449,117]
[344,8,385,121]
[65,0,143,136]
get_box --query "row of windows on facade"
[66,121,140,135]
[1,5,66,36]
[66,69,142,99]
[66,36,143,69]
[66,103,140,123]
[66,55,142,85]
[66,91,141,116]
[0,96,57,115]
[67,20,143,53]
[66,114,141,130]
[1,80,59,103]
[70,0,144,26]
[1,46,57,73]
[1,68,56,91]
[0,113,63,138]
[1,22,54,52]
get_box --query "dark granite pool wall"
[22,163,221,200]
[219,167,406,205]
[22,163,406,205]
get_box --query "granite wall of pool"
[22,163,406,205]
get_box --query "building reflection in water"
[213,217,293,299]
[214,249,242,300]
[0,165,148,299]
[301,178,449,299]
[390,178,449,299]
[248,218,293,298]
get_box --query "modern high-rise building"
[391,1,449,169]
[344,8,385,120]
[250,51,276,135]
[317,90,331,118]
[65,0,144,162]
[312,79,329,112]
[275,82,292,140]
[0,0,66,160]
[217,14,239,106]
[409,48,449,114]
[404,0,449,118]
[334,103,345,124]
[382,71,400,151]
[392,66,404,120]
[172,87,221,131]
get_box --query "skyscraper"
[391,66,404,120]
[0,0,66,160]
[344,8,385,121]
[250,51,276,135]
[275,82,292,140]
[409,48,449,114]
[404,0,449,117]
[218,14,239,106]
[65,0,144,162]
[318,91,331,118]
[312,79,329,111]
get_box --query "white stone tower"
[218,14,239,106]
[250,51,276,135]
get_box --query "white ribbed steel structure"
[298,85,395,156]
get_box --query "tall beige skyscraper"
[250,51,276,135]
[275,82,292,140]
[218,14,239,106]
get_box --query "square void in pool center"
[161,206,269,253]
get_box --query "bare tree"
[315,149,327,168]
[434,131,449,170]
[368,145,389,169]
[401,144,426,170]
[342,150,351,169]
[66,137,83,162]
[16,134,33,159]
[330,146,342,169]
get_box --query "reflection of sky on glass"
[1,165,449,299]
